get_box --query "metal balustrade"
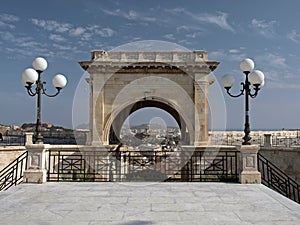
[0,151,28,191]
[47,149,239,182]
[258,153,300,204]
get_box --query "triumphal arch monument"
[79,50,219,147]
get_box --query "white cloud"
[5,44,53,58]
[17,40,43,48]
[31,19,115,40]
[251,19,277,38]
[49,34,66,42]
[197,12,234,32]
[229,49,240,54]
[80,32,93,41]
[185,32,199,39]
[163,34,175,40]
[166,8,234,32]
[175,25,206,39]
[52,43,73,50]
[178,39,193,46]
[0,31,15,41]
[30,19,116,42]
[0,21,14,29]
[31,18,71,33]
[85,25,115,38]
[0,13,19,22]
[210,48,246,62]
[255,53,299,88]
[287,29,300,43]
[211,50,298,90]
[126,10,138,20]
[95,27,115,37]
[263,71,280,82]
[0,13,19,29]
[256,53,288,70]
[101,8,157,22]
[176,25,189,33]
[266,80,300,89]
[0,30,42,49]
[70,27,86,36]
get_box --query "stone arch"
[105,99,191,145]
[79,50,219,146]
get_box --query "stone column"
[23,144,49,184]
[264,134,272,148]
[238,145,261,184]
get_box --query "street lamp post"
[22,57,67,144]
[221,58,265,145]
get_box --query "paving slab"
[0,182,299,224]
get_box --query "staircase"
[0,151,28,191]
[258,152,300,203]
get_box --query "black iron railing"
[0,151,28,191]
[258,153,300,204]
[47,149,239,182]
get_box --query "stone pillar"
[23,144,49,184]
[25,132,34,145]
[238,145,261,184]
[264,134,272,148]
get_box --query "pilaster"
[194,74,209,146]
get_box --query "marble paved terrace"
[0,183,300,225]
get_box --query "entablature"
[79,50,219,74]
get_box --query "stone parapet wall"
[89,50,209,63]
[0,146,26,171]
[210,130,300,137]
[209,130,300,147]
[260,148,300,183]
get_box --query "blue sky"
[1,0,300,130]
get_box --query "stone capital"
[238,144,260,154]
[25,144,50,152]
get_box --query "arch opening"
[109,100,190,146]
